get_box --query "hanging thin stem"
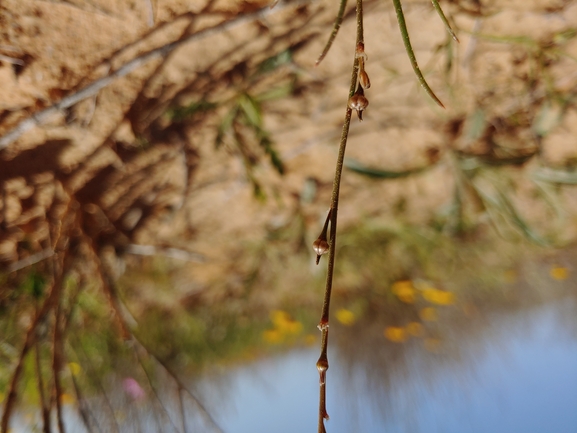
[392,0,445,108]
[316,0,364,431]
[315,0,348,65]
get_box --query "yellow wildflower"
[384,326,407,343]
[60,393,76,405]
[419,307,438,322]
[262,329,283,344]
[407,322,424,337]
[304,334,317,345]
[285,320,303,335]
[335,308,356,326]
[422,288,455,306]
[391,280,416,304]
[68,362,81,377]
[271,310,291,328]
[550,266,569,281]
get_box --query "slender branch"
[316,0,364,431]
[1,255,68,433]
[35,343,52,433]
[7,248,55,273]
[124,244,205,263]
[52,302,66,433]
[85,238,224,433]
[74,341,120,433]
[69,370,100,433]
[0,0,309,150]
[178,387,187,433]
[132,345,181,433]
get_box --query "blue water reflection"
[212,301,577,433]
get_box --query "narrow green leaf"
[496,189,550,246]
[255,82,294,102]
[531,166,577,185]
[431,0,459,42]
[392,0,445,108]
[258,50,293,74]
[238,94,262,128]
[464,108,486,141]
[345,158,433,178]
[215,106,238,148]
[166,101,216,121]
[315,0,348,65]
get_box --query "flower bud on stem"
[313,209,332,264]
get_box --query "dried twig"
[1,257,66,433]
[125,244,205,263]
[35,343,52,433]
[132,344,181,433]
[0,54,24,66]
[52,302,66,433]
[69,369,100,433]
[7,248,55,273]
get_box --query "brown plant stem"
[316,0,364,431]
[1,251,69,433]
[84,238,224,433]
[52,301,66,433]
[35,342,52,433]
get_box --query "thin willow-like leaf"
[315,0,348,65]
[531,166,577,185]
[431,0,459,42]
[392,0,445,108]
[345,158,434,178]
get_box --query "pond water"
[9,296,577,433]
[205,300,577,433]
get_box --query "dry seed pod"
[359,70,371,89]
[348,88,369,121]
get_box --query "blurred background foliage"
[1,0,577,431]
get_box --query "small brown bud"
[359,70,371,89]
[348,89,369,121]
[313,237,329,264]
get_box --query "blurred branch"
[125,244,205,263]
[7,248,55,273]
[35,344,52,433]
[1,256,67,433]
[0,0,310,151]
[52,303,66,433]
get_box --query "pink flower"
[122,377,145,401]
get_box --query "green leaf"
[238,94,262,128]
[315,0,348,65]
[258,50,293,74]
[532,102,562,137]
[392,0,445,108]
[215,106,239,148]
[531,166,577,185]
[431,0,459,42]
[259,135,285,174]
[464,108,486,141]
[256,82,294,102]
[166,100,216,121]
[345,158,433,178]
